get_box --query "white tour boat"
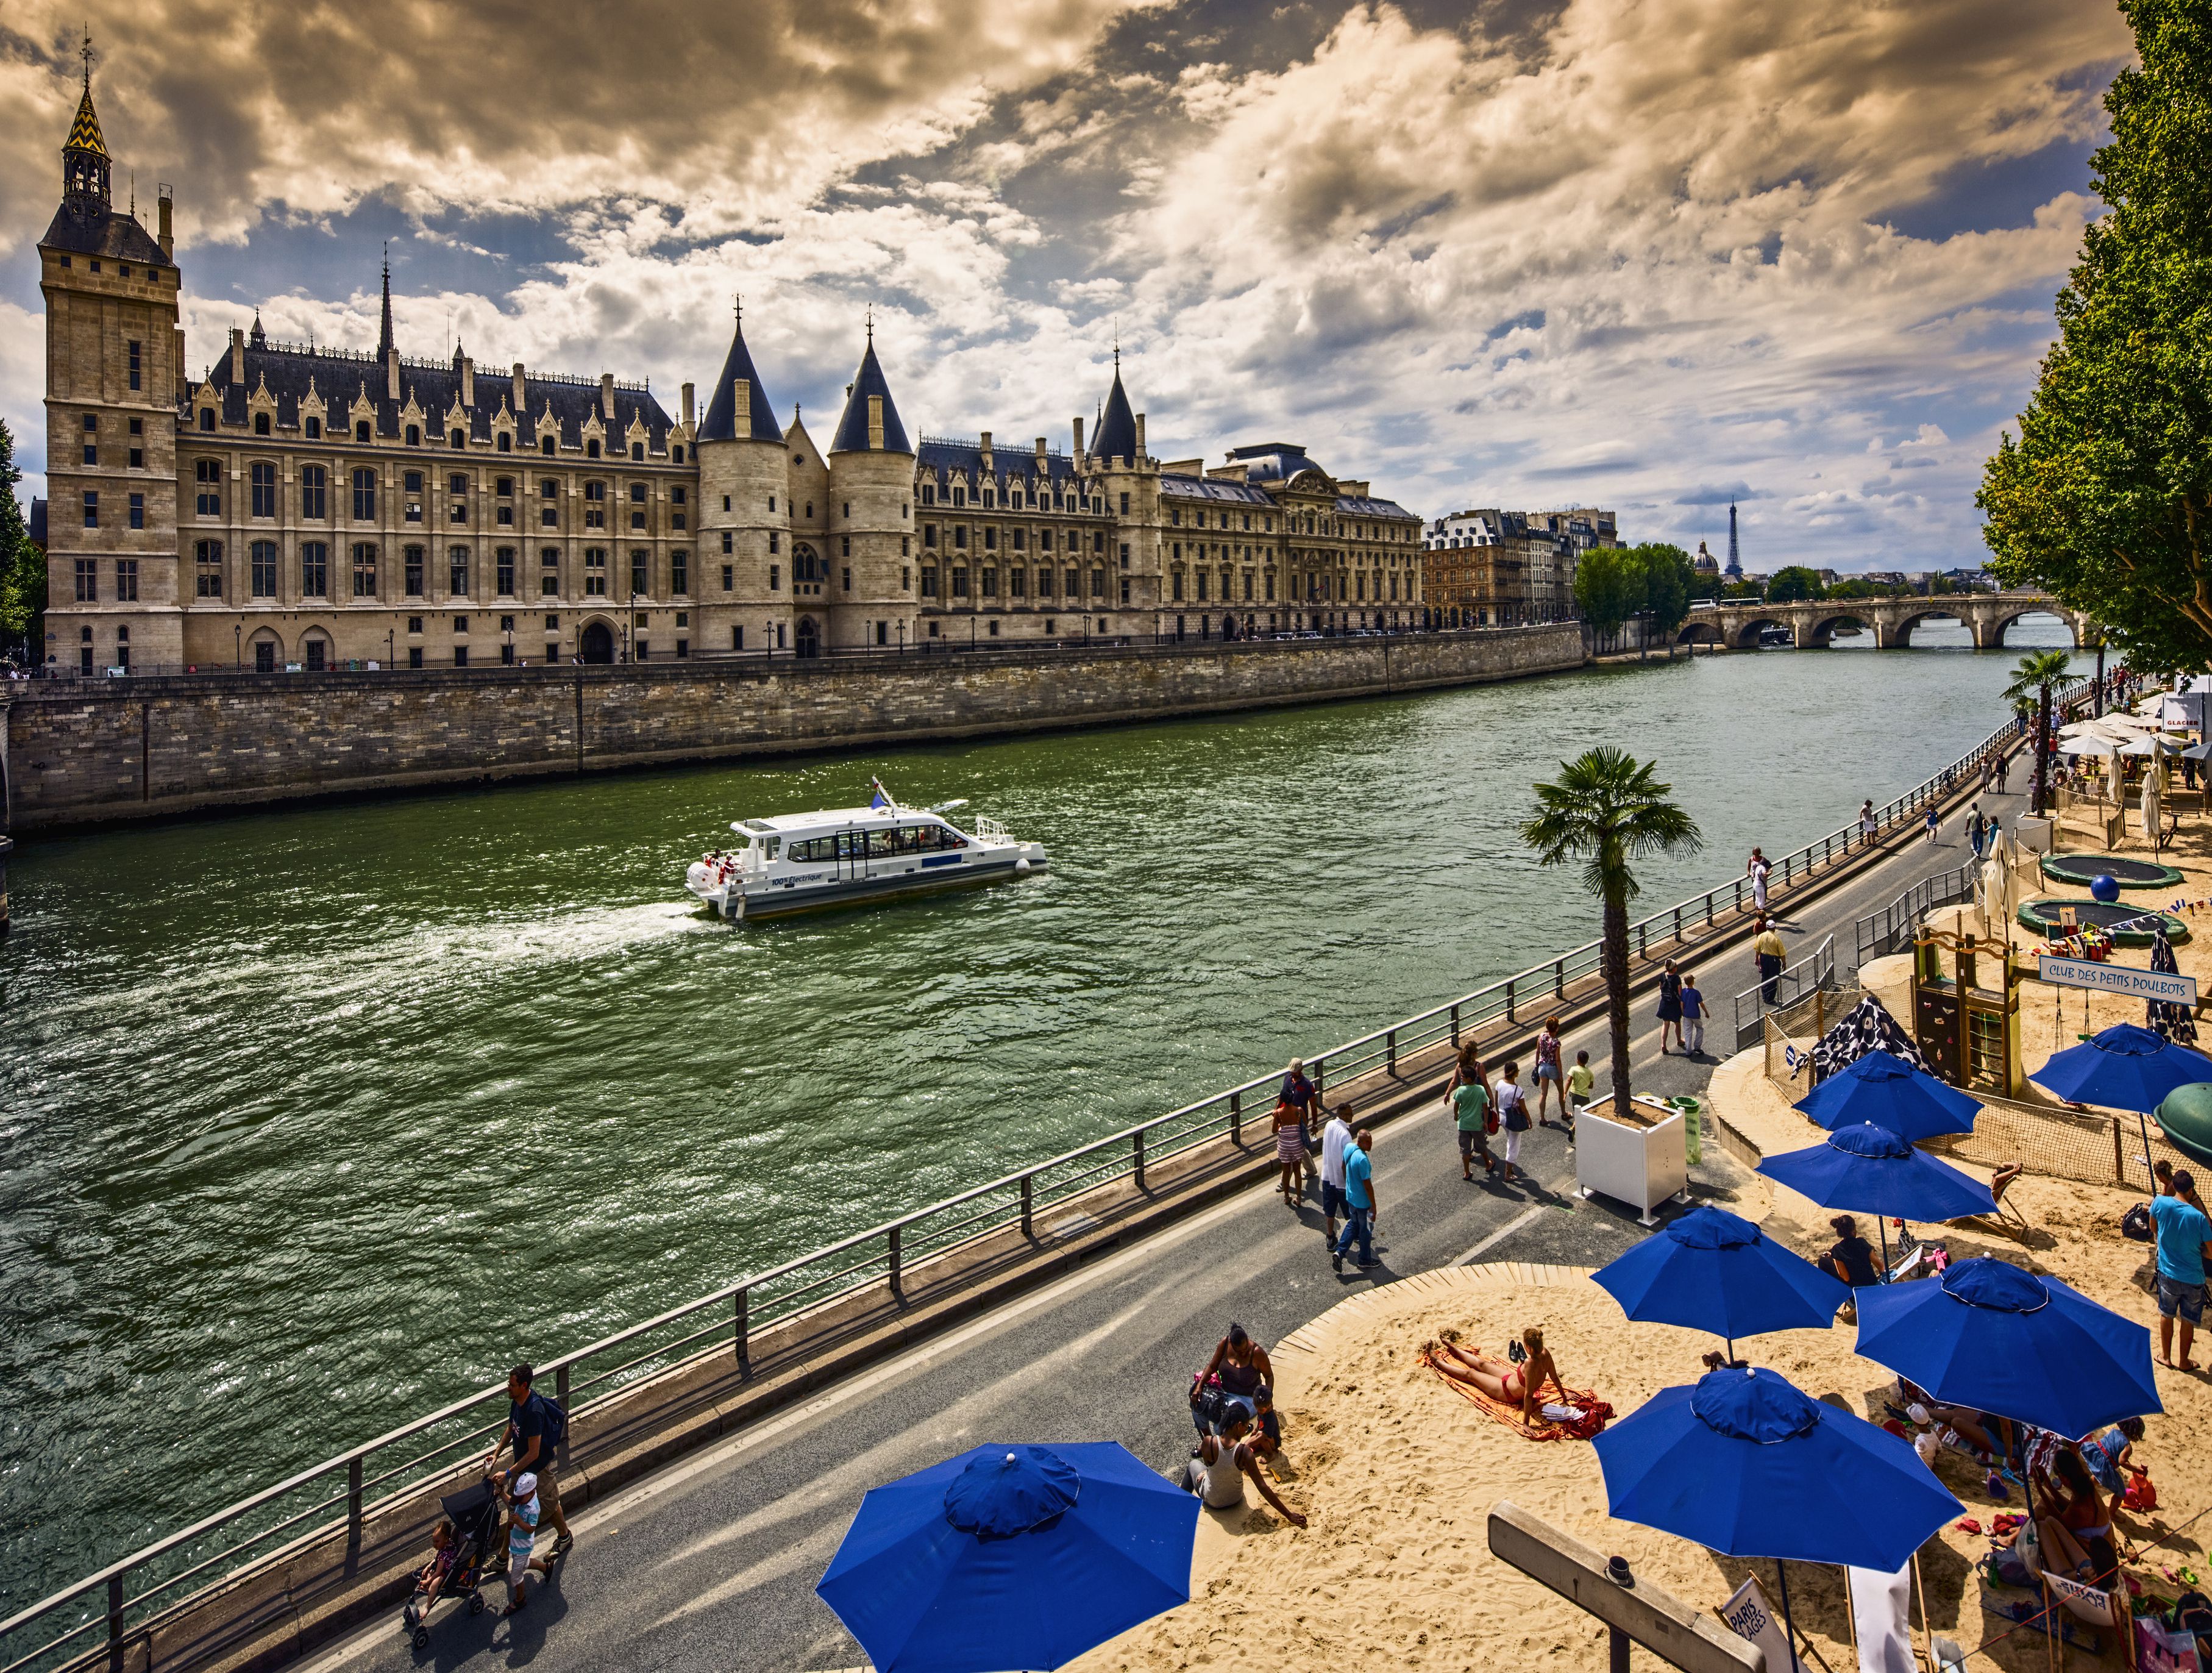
[684,782,1048,921]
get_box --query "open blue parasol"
[2032,1022,2212,1115]
[816,1443,1197,1673]
[1592,1205,1849,1361]
[1794,1051,1980,1143]
[1595,1367,1962,1655]
[1853,1258,2162,1441]
[1757,1123,1997,1224]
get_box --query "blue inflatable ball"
[2091,872,2121,904]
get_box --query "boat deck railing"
[0,672,2121,1673]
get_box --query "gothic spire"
[830,328,909,455]
[696,295,784,444]
[61,30,110,208]
[378,246,395,360]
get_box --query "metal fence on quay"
[0,673,2103,1673]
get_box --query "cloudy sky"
[0,0,2133,569]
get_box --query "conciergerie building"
[38,64,1424,674]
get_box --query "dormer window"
[631,442,644,462]
[200,408,216,430]
[452,429,466,449]
[671,444,684,464]
[255,412,271,436]
[586,439,600,459]
[952,487,966,507]
[406,424,422,446]
[356,421,372,442]
[305,416,322,440]
[922,483,935,505]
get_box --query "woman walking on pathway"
[1270,1097,1306,1206]
[1655,961,1685,1055]
[1746,847,1771,913]
[1924,803,1940,843]
[1532,1018,1565,1125]
[1494,1061,1531,1184]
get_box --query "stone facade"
[0,626,1586,828]
[1420,508,1615,626]
[36,74,1427,676]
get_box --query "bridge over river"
[1682,590,2082,649]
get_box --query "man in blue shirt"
[2152,1170,2212,1371]
[1331,1128,1378,1272]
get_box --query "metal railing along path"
[0,669,2114,1673]
[1851,862,1982,972]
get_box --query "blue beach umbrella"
[1595,1367,1963,1653]
[1758,1123,1997,1225]
[1592,1205,1850,1360]
[816,1442,1198,1673]
[1854,1258,2162,1441]
[2033,1022,2212,1115]
[1794,1051,1980,1143]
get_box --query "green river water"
[0,622,2075,1613]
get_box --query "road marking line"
[1453,1202,1546,1266]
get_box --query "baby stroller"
[401,1479,503,1650]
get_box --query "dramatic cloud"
[0,0,2139,568]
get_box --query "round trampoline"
[2039,852,2186,891]
[2017,897,2191,946]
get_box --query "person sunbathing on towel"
[1431,1327,1561,1421]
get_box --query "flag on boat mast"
[869,778,893,812]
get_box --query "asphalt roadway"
[296,783,2024,1673]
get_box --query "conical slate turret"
[697,304,785,443]
[830,334,910,455]
[1091,349,1138,465]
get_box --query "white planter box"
[1576,1105,1689,1226]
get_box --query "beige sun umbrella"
[2140,765,2161,847]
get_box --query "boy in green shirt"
[1565,1051,1595,1133]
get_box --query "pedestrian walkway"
[288,790,2018,1673]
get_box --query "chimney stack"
[1134,413,1147,460]
[600,373,616,421]
[229,326,244,385]
[1073,416,1085,463]
[1035,436,1047,460]
[512,363,527,425]
[979,430,992,457]
[681,381,695,429]
[157,187,174,260]
[461,354,475,407]
[386,349,400,401]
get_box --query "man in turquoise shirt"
[2152,1169,2212,1370]
[1331,1128,1378,1272]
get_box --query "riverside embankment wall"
[0,624,1585,829]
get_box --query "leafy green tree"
[2004,648,2075,816]
[1522,749,1703,1120]
[1977,0,2212,666]
[1768,565,1824,603]
[1573,545,1634,635]
[1624,542,1695,636]
[1688,568,1724,604]
[0,420,40,666]
[1825,577,1883,601]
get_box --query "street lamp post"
[386,629,395,669]
[234,621,241,671]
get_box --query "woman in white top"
[1746,847,1771,912]
[1183,1410,1308,1525]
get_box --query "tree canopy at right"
[1978,0,2212,668]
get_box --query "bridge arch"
[1676,617,1723,646]
[1729,615,1793,649]
[1806,612,1873,647]
[1880,607,1966,649]
[1988,607,2078,649]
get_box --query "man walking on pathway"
[1966,804,1987,858]
[486,1364,575,1557]
[1319,1103,1354,1242]
[1860,800,1878,844]
[1679,972,1706,1057]
[1924,802,1940,843]
[1753,915,1788,1006]
[1452,1071,1491,1182]
[1331,1128,1378,1272]
[2150,1169,2212,1369]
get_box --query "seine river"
[0,620,2074,1612]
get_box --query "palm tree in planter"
[2004,648,2074,816]
[1522,747,1702,1121]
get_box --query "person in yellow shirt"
[1753,915,1788,1004]
[1564,1051,1595,1132]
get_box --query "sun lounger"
[1847,1564,1916,1673]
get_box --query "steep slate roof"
[1336,493,1419,521]
[917,439,1083,488]
[830,339,911,455]
[695,314,785,444]
[1090,358,1138,463]
[40,201,169,264]
[202,343,677,448]
[1159,473,1273,507]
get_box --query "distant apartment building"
[1420,507,1613,626]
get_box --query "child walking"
[1679,973,1706,1057]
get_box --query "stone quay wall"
[0,625,1585,830]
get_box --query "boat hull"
[693,848,1046,921]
